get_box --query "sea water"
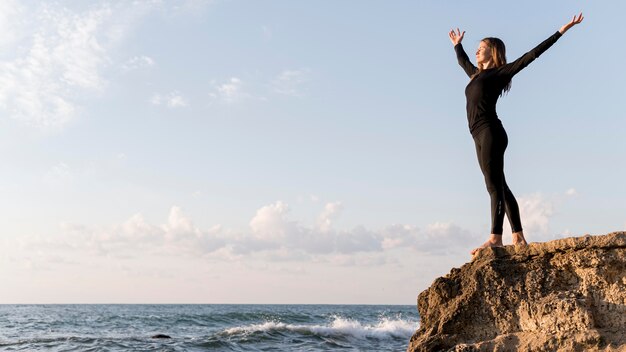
[0,304,419,351]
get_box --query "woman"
[448,13,584,255]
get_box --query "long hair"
[472,37,512,95]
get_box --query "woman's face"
[476,41,492,65]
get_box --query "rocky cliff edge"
[407,231,626,352]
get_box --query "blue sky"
[0,0,623,304]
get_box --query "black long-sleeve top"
[454,31,562,137]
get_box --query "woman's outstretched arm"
[449,28,477,78]
[560,13,585,34]
[499,13,584,78]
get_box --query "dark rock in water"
[407,231,626,352]
[151,334,171,339]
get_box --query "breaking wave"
[223,315,418,340]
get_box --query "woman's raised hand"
[449,28,465,46]
[559,13,584,34]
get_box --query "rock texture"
[407,232,626,352]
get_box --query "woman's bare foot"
[512,231,528,246]
[471,234,503,255]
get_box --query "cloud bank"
[25,201,481,265]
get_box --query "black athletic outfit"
[454,31,562,235]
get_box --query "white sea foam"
[224,316,419,340]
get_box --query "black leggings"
[473,126,523,235]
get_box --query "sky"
[0,0,623,304]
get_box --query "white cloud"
[0,1,198,127]
[334,226,381,253]
[317,202,342,232]
[209,77,246,104]
[0,3,113,127]
[151,91,188,108]
[167,93,188,108]
[243,201,379,255]
[0,2,164,127]
[565,188,578,196]
[120,213,159,241]
[249,201,298,242]
[164,206,198,237]
[518,193,554,235]
[380,222,477,255]
[501,193,555,241]
[218,77,242,101]
[271,69,311,97]
[160,206,224,255]
[422,222,476,253]
[207,70,308,105]
[51,206,223,257]
[122,55,155,71]
[380,224,418,250]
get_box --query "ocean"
[0,304,419,351]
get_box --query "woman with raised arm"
[448,14,584,255]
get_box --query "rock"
[407,232,626,352]
[151,334,171,339]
